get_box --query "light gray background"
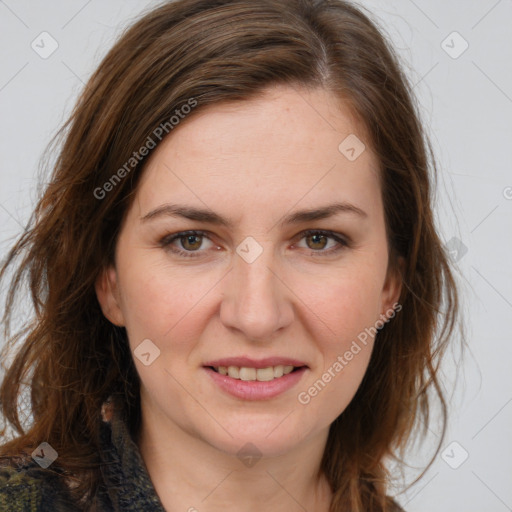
[0,1,511,510]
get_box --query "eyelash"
[159,229,349,258]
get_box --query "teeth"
[227,366,239,379]
[274,365,284,378]
[215,364,298,381]
[255,367,274,381]
[239,367,256,381]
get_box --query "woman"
[0,0,460,510]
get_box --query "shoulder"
[0,457,79,512]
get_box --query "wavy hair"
[0,0,461,509]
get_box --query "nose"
[219,241,294,342]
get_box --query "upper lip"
[203,357,308,369]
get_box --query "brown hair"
[0,0,461,509]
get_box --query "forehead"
[132,85,381,224]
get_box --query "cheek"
[116,255,210,351]
[297,345,372,424]
[293,268,383,413]
[302,265,385,344]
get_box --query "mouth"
[207,364,306,382]
[203,363,308,400]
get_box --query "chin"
[198,416,312,458]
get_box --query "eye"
[159,229,349,258]
[159,230,214,258]
[293,229,349,256]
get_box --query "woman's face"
[96,84,401,458]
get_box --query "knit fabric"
[0,398,166,511]
[96,398,165,511]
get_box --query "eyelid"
[159,229,350,258]
[301,229,350,244]
[159,229,214,248]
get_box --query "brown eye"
[180,234,203,251]
[305,233,329,251]
[160,230,214,258]
[295,229,349,256]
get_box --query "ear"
[95,265,126,327]
[380,256,404,317]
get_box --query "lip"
[204,366,308,400]
[203,356,308,369]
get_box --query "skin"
[96,84,402,512]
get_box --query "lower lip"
[204,367,307,400]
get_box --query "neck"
[137,403,333,512]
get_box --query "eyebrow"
[140,201,367,228]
